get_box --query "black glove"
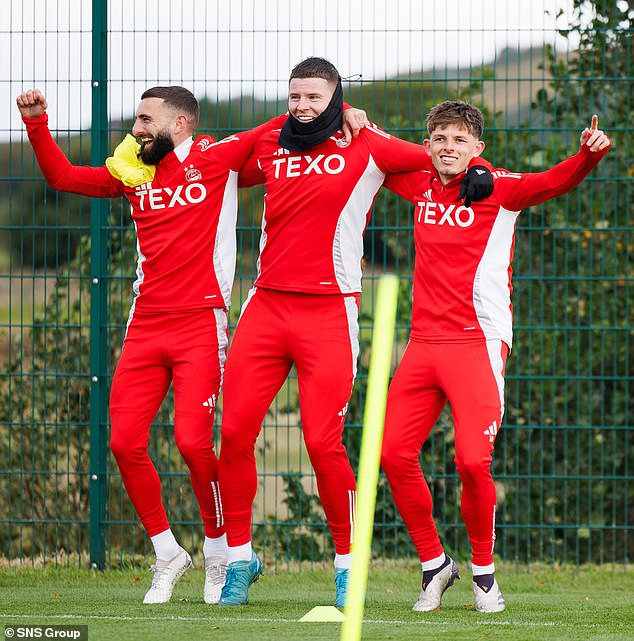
[459,165,493,207]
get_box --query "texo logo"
[271,154,345,179]
[416,201,475,227]
[134,183,207,211]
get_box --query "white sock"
[150,529,181,561]
[421,552,446,572]
[334,553,353,570]
[227,542,252,564]
[472,562,495,576]
[203,534,228,560]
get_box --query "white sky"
[3,0,582,137]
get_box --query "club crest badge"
[185,164,202,182]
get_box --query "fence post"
[88,0,109,570]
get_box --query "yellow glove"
[105,134,156,187]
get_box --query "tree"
[493,0,633,562]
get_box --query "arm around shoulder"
[221,113,288,174]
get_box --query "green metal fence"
[1,0,631,570]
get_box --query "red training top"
[239,122,442,295]
[24,113,285,312]
[383,142,611,347]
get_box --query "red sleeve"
[383,172,421,201]
[217,114,288,174]
[238,151,265,188]
[382,154,493,201]
[493,142,611,210]
[23,114,125,198]
[235,114,291,187]
[361,122,493,176]
[360,124,432,174]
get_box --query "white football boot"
[473,578,506,613]
[203,556,228,604]
[143,548,192,604]
[412,557,460,611]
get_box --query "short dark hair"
[289,57,340,85]
[426,101,484,139]
[141,86,199,128]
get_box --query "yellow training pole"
[340,274,399,641]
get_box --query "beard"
[138,132,175,165]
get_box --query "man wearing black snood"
[278,71,344,151]
[218,56,495,609]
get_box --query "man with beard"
[16,86,365,604]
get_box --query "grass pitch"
[0,562,632,641]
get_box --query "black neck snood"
[278,78,344,151]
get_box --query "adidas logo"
[483,420,498,442]
[475,168,487,175]
[203,394,217,414]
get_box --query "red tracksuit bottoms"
[380,339,508,567]
[109,308,228,538]
[219,288,359,554]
